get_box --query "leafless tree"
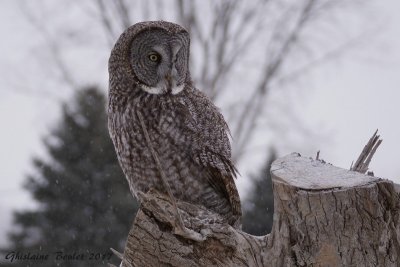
[15,0,372,165]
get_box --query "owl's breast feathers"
[108,86,242,222]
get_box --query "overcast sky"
[0,0,399,247]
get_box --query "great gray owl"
[108,21,241,228]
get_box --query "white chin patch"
[140,84,185,95]
[171,84,185,95]
[140,84,164,94]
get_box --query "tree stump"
[119,153,400,267]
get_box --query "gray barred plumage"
[107,21,241,227]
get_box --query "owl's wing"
[194,147,242,220]
[168,90,242,219]
[192,128,242,219]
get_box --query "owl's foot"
[137,190,205,242]
[171,200,206,242]
[173,223,206,242]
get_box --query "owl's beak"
[165,73,173,94]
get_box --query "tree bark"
[120,153,400,267]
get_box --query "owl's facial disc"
[142,45,183,95]
[130,29,189,95]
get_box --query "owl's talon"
[200,228,212,236]
[174,225,206,242]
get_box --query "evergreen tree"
[2,87,138,267]
[242,150,276,236]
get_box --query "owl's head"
[109,21,190,96]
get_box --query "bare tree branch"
[95,0,118,46]
[19,2,78,90]
[115,0,131,29]
[232,0,318,162]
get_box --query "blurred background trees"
[2,0,374,265]
[3,87,137,266]
[242,150,276,236]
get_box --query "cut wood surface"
[119,153,400,267]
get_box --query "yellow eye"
[148,53,160,62]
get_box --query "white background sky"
[0,0,399,247]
